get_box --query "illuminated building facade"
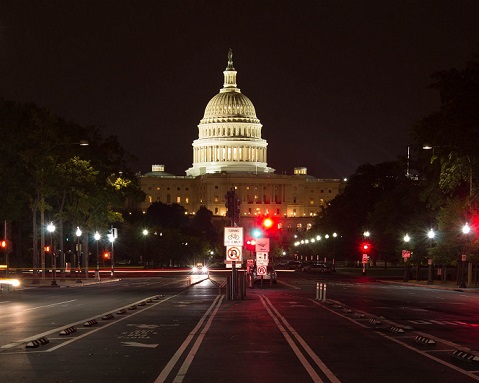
[137,50,345,240]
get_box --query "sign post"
[402,250,411,282]
[224,227,244,300]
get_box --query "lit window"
[185,197,189,204]
[177,196,181,203]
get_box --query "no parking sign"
[256,265,267,276]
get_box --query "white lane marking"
[0,295,172,350]
[172,295,224,383]
[260,295,341,383]
[154,294,223,383]
[122,341,158,348]
[312,299,479,381]
[22,299,77,311]
[46,294,179,352]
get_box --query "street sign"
[256,252,269,267]
[256,265,267,276]
[402,250,411,258]
[224,227,244,246]
[362,254,369,264]
[462,254,467,262]
[225,260,241,269]
[255,237,270,252]
[226,246,242,262]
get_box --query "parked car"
[302,262,331,273]
[252,265,277,284]
[285,260,302,269]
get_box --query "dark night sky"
[1,1,479,178]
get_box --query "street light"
[403,234,411,282]
[109,233,115,278]
[94,231,101,281]
[427,229,435,285]
[47,222,57,286]
[142,229,148,268]
[332,232,337,272]
[35,140,89,284]
[459,224,470,288]
[75,227,82,283]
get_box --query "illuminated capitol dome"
[186,49,274,176]
[137,50,345,241]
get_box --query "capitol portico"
[137,50,345,243]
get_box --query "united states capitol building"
[136,50,345,238]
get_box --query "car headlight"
[1,279,20,287]
[201,266,208,273]
[192,266,198,273]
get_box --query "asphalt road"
[1,270,478,382]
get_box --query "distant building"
[136,50,345,246]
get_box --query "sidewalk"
[4,276,120,290]
[378,278,479,293]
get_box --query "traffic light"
[103,252,110,259]
[361,242,370,253]
[44,246,51,253]
[1,240,6,248]
[262,217,274,230]
[245,239,256,250]
[252,228,262,238]
[225,189,241,225]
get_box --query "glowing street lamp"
[427,229,435,285]
[47,223,57,286]
[460,224,470,288]
[403,234,411,282]
[94,231,101,281]
[75,227,82,283]
[142,229,148,268]
[109,233,116,277]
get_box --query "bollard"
[226,275,231,300]
[186,276,191,287]
[316,282,320,300]
[239,273,244,300]
[322,284,327,302]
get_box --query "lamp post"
[47,222,57,286]
[403,234,411,282]
[94,231,101,281]
[332,232,337,272]
[142,229,148,268]
[459,224,470,288]
[427,229,435,285]
[75,227,82,283]
[35,140,89,284]
[109,234,115,278]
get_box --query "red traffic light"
[1,240,6,248]
[262,218,274,229]
[361,242,370,252]
[103,252,110,259]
